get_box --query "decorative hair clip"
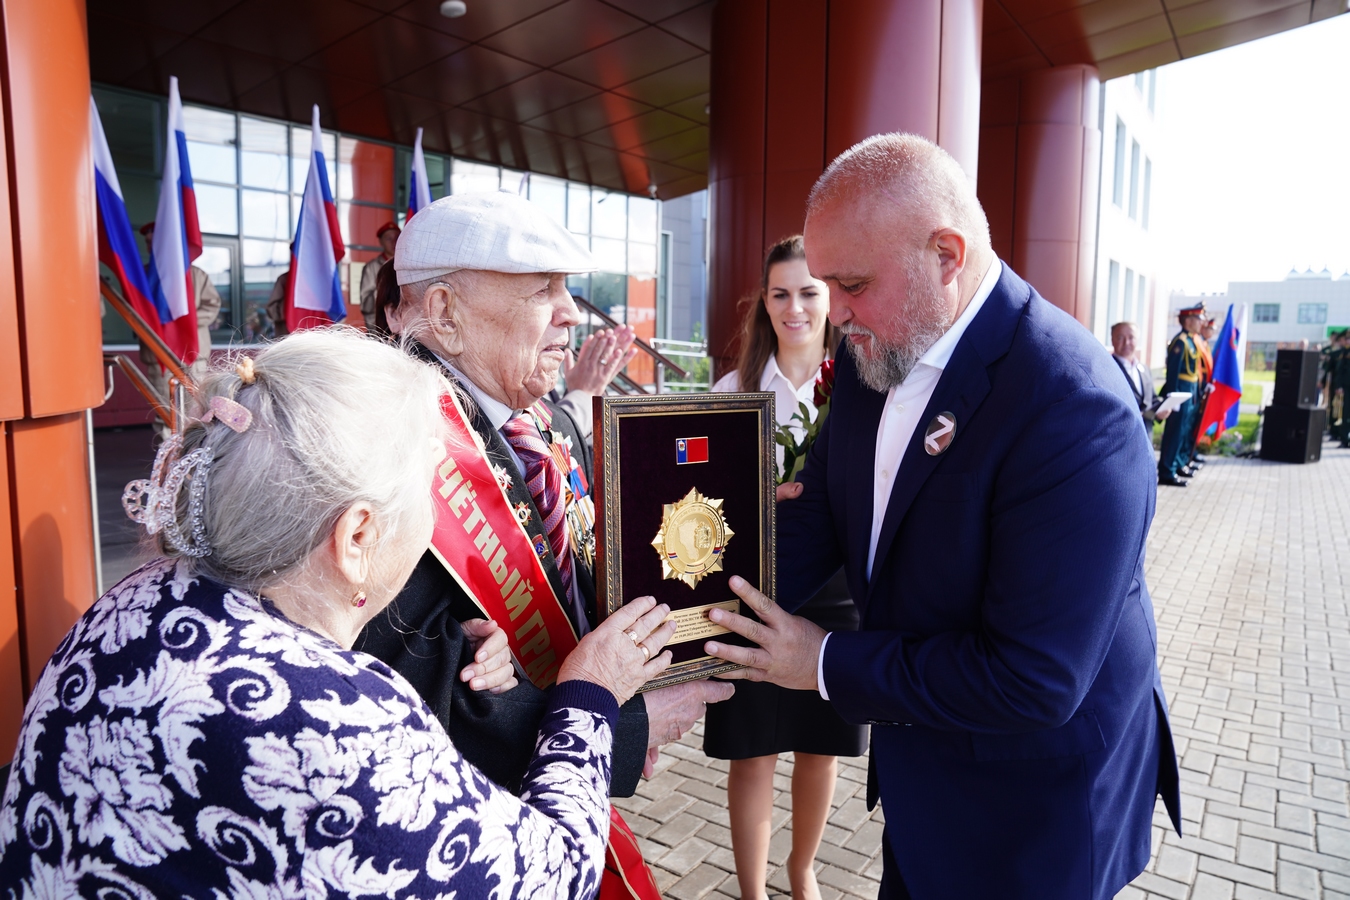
[236,356,257,384]
[201,395,253,433]
[122,435,214,558]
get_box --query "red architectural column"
[708,0,983,373]
[977,65,1101,326]
[0,0,101,758]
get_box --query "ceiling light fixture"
[440,1,467,18]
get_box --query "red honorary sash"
[431,390,579,687]
[430,390,659,900]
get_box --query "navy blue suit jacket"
[778,264,1182,900]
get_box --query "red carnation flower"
[813,358,836,408]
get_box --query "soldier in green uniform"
[1329,330,1350,446]
[1158,304,1204,486]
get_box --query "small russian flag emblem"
[676,436,709,465]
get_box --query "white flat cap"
[394,191,597,284]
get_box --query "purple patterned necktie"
[500,414,574,597]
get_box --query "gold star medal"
[651,487,733,589]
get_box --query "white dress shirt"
[712,354,823,474]
[818,258,1003,699]
[1113,354,1147,398]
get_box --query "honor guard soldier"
[1158,304,1205,486]
[1329,330,1350,446]
[1182,316,1217,473]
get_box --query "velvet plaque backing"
[595,394,776,686]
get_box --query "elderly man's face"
[1112,325,1137,359]
[803,196,958,392]
[455,271,581,409]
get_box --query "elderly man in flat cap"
[358,192,733,800]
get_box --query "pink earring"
[352,591,367,609]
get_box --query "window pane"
[501,168,528,195]
[528,174,567,228]
[338,138,394,206]
[182,106,235,145]
[451,159,500,195]
[591,272,627,319]
[628,197,658,244]
[628,242,657,277]
[1254,304,1280,323]
[187,141,236,185]
[1142,159,1152,231]
[1137,276,1146,318]
[1112,121,1126,207]
[1298,304,1327,325]
[568,183,590,234]
[93,88,159,174]
[592,190,626,239]
[242,239,289,266]
[240,118,289,190]
[292,126,337,195]
[341,202,397,249]
[1128,140,1140,220]
[242,190,290,239]
[592,237,626,272]
[196,183,238,235]
[244,266,288,341]
[1123,269,1135,322]
[198,244,233,332]
[1106,260,1120,325]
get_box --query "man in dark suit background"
[1112,320,1171,428]
[706,133,1181,899]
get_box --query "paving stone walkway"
[620,448,1350,899]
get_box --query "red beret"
[376,220,400,239]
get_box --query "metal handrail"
[573,297,690,380]
[104,353,176,429]
[99,280,195,393]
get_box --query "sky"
[1151,13,1350,295]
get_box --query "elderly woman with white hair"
[0,328,676,899]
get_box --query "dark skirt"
[703,570,868,760]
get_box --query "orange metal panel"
[1175,4,1310,57]
[0,424,23,762]
[708,0,767,372]
[977,123,1019,260]
[8,412,98,690]
[939,0,985,180]
[0,57,20,422]
[826,0,941,159]
[763,0,827,245]
[3,0,103,418]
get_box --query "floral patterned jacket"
[0,559,618,899]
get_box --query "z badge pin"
[924,412,956,456]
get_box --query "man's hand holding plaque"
[703,575,826,692]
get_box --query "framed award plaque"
[593,392,776,691]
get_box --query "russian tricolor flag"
[408,126,432,220]
[286,105,346,333]
[146,76,204,364]
[92,97,160,335]
[1200,303,1246,439]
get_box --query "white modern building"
[1171,268,1350,368]
[1091,69,1165,367]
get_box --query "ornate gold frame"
[594,392,777,691]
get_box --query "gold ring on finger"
[640,644,651,661]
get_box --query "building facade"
[92,86,692,368]
[1091,69,1164,366]
[1171,269,1350,368]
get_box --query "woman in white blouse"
[707,236,864,900]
